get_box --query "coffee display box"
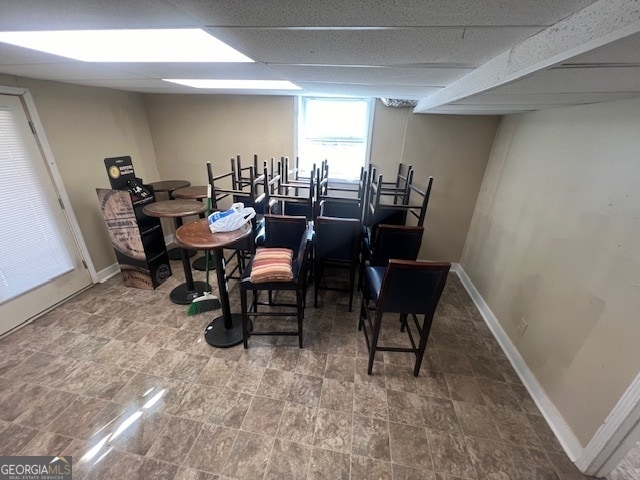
[97,156,171,289]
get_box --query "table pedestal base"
[170,281,208,305]
[192,253,213,271]
[168,247,196,260]
[204,314,253,348]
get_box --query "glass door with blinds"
[0,93,91,335]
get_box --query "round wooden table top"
[175,218,252,250]
[142,199,206,218]
[148,180,191,193]
[172,185,208,200]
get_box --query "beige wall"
[143,94,295,187]
[461,98,640,445]
[0,77,497,275]
[143,94,295,236]
[144,96,498,258]
[0,75,159,273]
[371,100,500,261]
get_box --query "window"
[297,97,372,181]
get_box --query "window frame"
[295,96,374,183]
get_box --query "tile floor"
[609,440,640,480]
[0,255,602,479]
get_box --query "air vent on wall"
[380,98,418,108]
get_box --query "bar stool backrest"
[370,224,424,266]
[315,216,361,262]
[377,260,450,314]
[264,214,308,251]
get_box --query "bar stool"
[148,180,194,260]
[313,216,361,311]
[359,259,450,376]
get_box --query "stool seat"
[363,266,385,303]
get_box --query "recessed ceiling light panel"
[164,79,301,90]
[0,29,253,63]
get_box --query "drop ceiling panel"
[426,105,540,114]
[103,62,282,79]
[209,26,543,67]
[295,82,441,98]
[491,67,640,94]
[562,32,640,64]
[0,44,70,65]
[70,78,301,95]
[0,0,197,30]
[173,0,597,27]
[0,62,145,81]
[70,78,196,93]
[452,91,640,105]
[269,65,471,86]
[0,0,635,113]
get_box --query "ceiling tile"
[269,64,471,86]
[0,62,145,80]
[452,91,640,105]
[173,0,597,27]
[209,26,543,67]
[102,62,283,80]
[490,67,640,94]
[0,0,197,30]
[562,32,640,64]
[294,82,441,98]
[0,0,635,113]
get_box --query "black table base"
[192,252,213,271]
[170,281,208,305]
[168,247,195,260]
[204,314,253,348]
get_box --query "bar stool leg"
[367,310,384,375]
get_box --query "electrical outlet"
[518,318,528,335]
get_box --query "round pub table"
[148,180,194,261]
[175,219,252,348]
[143,199,207,304]
[172,185,211,272]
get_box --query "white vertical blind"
[0,104,73,303]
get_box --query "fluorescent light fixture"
[0,28,253,63]
[163,79,301,90]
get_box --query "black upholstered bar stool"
[359,259,450,376]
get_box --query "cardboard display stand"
[97,156,171,289]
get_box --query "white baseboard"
[95,263,121,283]
[577,370,640,475]
[452,263,584,462]
[95,233,174,284]
[97,233,173,284]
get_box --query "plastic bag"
[208,202,256,233]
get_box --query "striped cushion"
[250,247,294,283]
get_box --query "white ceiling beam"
[414,0,640,113]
